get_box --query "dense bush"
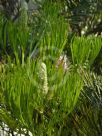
[0,0,102,135]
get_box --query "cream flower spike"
[40,62,48,95]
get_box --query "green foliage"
[0,1,102,135]
[71,72,102,135]
[0,59,83,135]
[70,36,102,67]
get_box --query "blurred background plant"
[63,0,102,74]
[70,71,102,136]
